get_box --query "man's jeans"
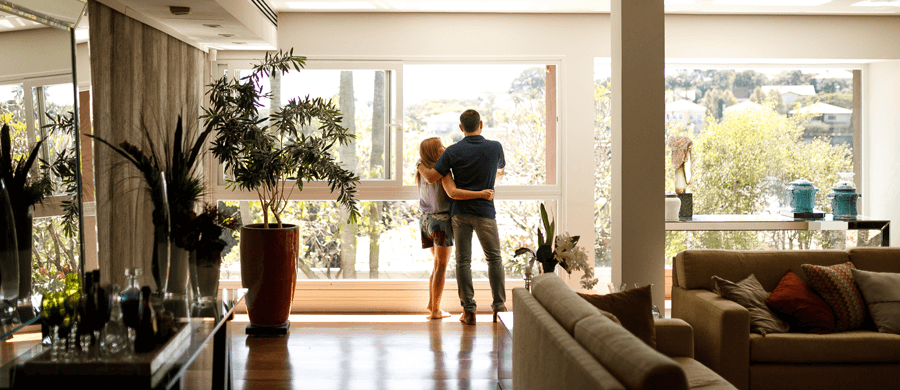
[452,214,506,312]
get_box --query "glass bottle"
[121,268,142,354]
[77,272,95,358]
[134,286,156,353]
[100,285,128,358]
[92,270,108,346]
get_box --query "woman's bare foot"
[427,310,451,320]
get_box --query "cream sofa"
[513,274,736,390]
[672,248,900,390]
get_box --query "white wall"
[0,27,71,81]
[865,61,900,246]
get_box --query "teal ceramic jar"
[786,178,818,213]
[828,173,860,220]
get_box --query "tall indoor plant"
[1,122,52,307]
[203,49,360,328]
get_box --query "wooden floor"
[184,314,503,390]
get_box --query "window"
[2,77,80,296]
[663,67,869,261]
[212,59,561,283]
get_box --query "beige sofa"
[513,273,736,390]
[672,248,900,390]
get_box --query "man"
[418,109,506,325]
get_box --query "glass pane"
[0,83,27,160]
[31,215,80,298]
[593,62,613,291]
[35,83,76,196]
[278,69,390,180]
[218,200,544,281]
[663,68,856,256]
[403,64,551,186]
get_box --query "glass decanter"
[100,285,128,358]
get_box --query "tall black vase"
[541,259,558,273]
[14,206,32,306]
[0,179,19,303]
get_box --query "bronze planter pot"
[240,223,298,327]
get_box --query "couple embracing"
[415,109,507,325]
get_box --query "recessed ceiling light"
[232,42,246,45]
[203,24,222,28]
[287,2,377,10]
[713,0,831,5]
[219,33,235,37]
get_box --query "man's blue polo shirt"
[433,135,505,219]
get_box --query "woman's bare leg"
[426,247,435,313]
[428,246,452,319]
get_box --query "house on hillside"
[424,111,462,135]
[723,101,769,118]
[761,85,816,106]
[790,102,853,146]
[665,99,707,133]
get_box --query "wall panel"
[89,0,209,287]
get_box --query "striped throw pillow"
[802,262,867,332]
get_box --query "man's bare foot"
[427,310,451,320]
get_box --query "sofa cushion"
[851,268,900,334]
[713,274,790,335]
[577,285,656,348]
[532,273,618,334]
[802,262,866,332]
[765,270,835,334]
[574,314,689,390]
[848,247,900,273]
[675,250,850,292]
[671,357,738,390]
[749,330,900,363]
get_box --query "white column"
[612,0,666,305]
[864,60,900,247]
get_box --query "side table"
[497,311,513,390]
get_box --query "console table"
[0,288,245,390]
[666,214,890,246]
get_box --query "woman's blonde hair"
[416,137,444,185]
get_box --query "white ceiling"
[271,0,900,15]
[7,0,893,51]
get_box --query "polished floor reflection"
[186,314,502,390]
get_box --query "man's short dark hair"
[460,109,480,133]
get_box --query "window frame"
[210,58,563,204]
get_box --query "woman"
[416,137,494,320]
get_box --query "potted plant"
[188,203,239,304]
[1,122,53,307]
[515,203,598,290]
[90,116,210,296]
[202,49,360,328]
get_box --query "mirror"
[0,0,87,328]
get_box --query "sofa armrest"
[654,318,694,358]
[672,286,750,390]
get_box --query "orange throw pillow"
[765,270,835,334]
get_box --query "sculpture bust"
[668,136,693,194]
